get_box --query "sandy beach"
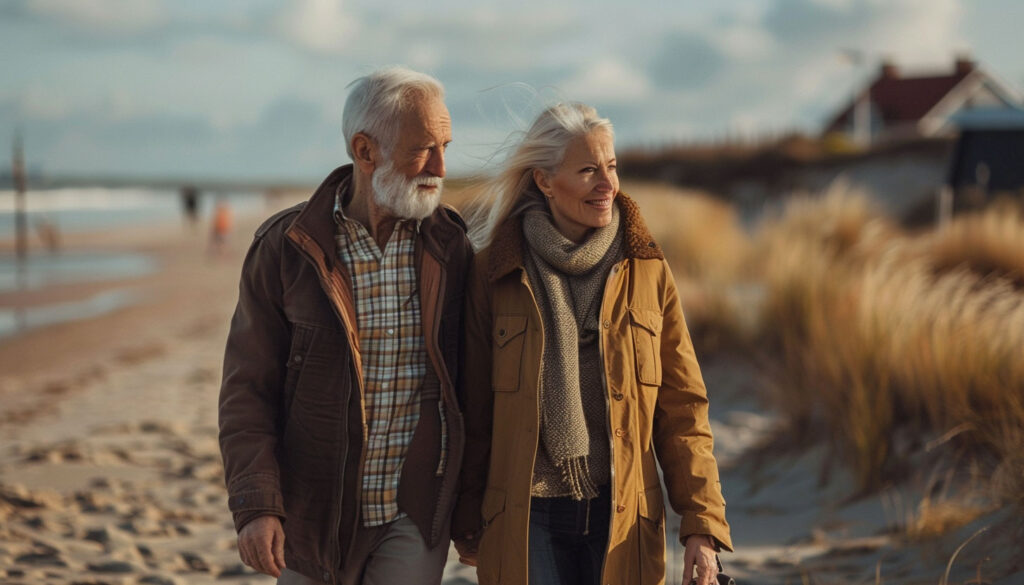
[0,201,285,584]
[1,188,1017,585]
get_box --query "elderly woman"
[452,103,732,585]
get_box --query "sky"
[1,0,1022,182]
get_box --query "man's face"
[388,94,451,182]
[371,94,451,220]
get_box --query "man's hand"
[238,515,286,578]
[453,532,480,567]
[683,534,717,585]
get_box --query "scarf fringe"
[561,456,600,501]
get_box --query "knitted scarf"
[522,200,622,500]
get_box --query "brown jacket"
[453,194,732,585]
[219,165,473,584]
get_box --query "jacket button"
[613,393,624,401]
[614,428,625,437]
[292,354,303,364]
[616,505,626,513]
[602,320,610,328]
[498,328,506,337]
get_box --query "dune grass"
[916,198,1024,287]
[754,183,1024,495]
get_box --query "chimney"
[879,60,899,79]
[955,56,975,75]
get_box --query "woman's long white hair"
[468,102,614,250]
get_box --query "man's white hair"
[342,66,445,158]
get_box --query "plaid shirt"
[335,195,431,528]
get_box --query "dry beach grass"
[752,185,1024,504]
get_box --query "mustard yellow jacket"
[453,194,732,585]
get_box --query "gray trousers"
[278,516,450,585]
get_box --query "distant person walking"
[181,186,200,228]
[34,216,61,253]
[208,198,233,256]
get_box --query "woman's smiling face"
[534,129,618,243]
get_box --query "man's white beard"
[371,160,443,220]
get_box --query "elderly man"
[218,67,471,585]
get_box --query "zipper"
[429,260,448,540]
[596,260,624,556]
[584,497,592,536]
[519,270,545,536]
[286,229,367,580]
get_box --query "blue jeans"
[528,486,611,585]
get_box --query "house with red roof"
[823,57,1022,145]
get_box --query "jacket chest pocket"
[629,307,663,387]
[283,324,315,410]
[492,314,528,392]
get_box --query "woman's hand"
[453,532,480,567]
[683,534,718,585]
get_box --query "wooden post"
[12,131,28,331]
[853,88,871,148]
[937,185,953,229]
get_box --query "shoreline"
[0,201,293,405]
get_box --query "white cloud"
[865,0,964,66]
[763,0,964,66]
[404,41,444,71]
[20,85,74,119]
[811,0,855,9]
[276,0,355,54]
[715,16,777,60]
[26,0,167,33]
[561,60,652,104]
[667,0,969,138]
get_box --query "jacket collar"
[487,192,664,282]
[287,164,465,271]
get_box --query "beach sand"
[1,189,1015,585]
[0,201,287,584]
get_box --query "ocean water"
[0,187,266,338]
[0,288,142,339]
[0,251,159,294]
[0,187,266,239]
